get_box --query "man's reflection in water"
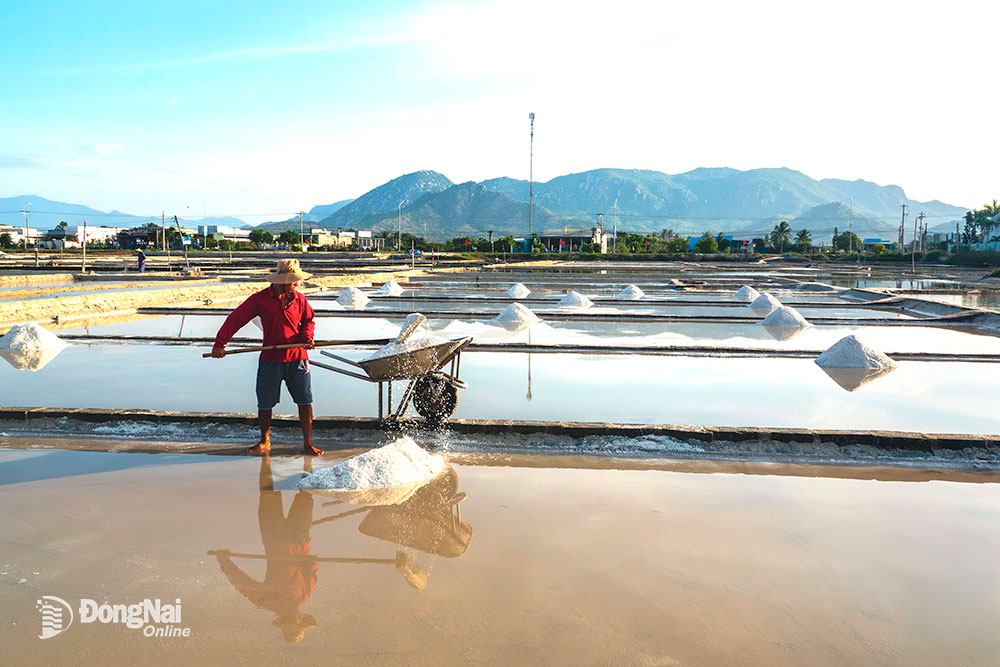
[215,456,318,643]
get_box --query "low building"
[539,227,607,253]
[0,224,40,246]
[861,238,894,251]
[45,225,123,248]
[199,225,251,241]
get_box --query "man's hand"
[304,339,315,350]
[210,345,226,358]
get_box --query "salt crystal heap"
[0,322,68,371]
[748,292,781,315]
[298,436,447,506]
[337,286,370,309]
[364,313,445,361]
[814,335,899,392]
[735,285,760,302]
[375,280,405,297]
[558,291,594,308]
[616,285,645,300]
[493,302,541,331]
[760,306,811,341]
[507,283,531,299]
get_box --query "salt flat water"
[4,342,1000,433]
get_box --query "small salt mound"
[815,335,898,370]
[251,315,263,330]
[735,285,760,302]
[298,437,446,499]
[0,322,68,371]
[507,283,531,299]
[337,286,370,309]
[375,280,404,297]
[558,291,594,308]
[748,292,781,314]
[616,285,645,300]
[364,317,446,361]
[761,306,810,328]
[493,302,541,331]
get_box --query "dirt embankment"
[0,269,426,329]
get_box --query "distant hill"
[308,199,354,220]
[789,202,894,241]
[318,170,454,229]
[357,182,575,241]
[480,167,968,237]
[0,195,250,230]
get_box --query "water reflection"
[0,346,65,371]
[819,365,898,392]
[211,455,472,642]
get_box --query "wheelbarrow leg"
[378,382,383,420]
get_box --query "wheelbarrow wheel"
[413,373,458,425]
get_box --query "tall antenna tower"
[528,112,535,242]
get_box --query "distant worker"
[211,258,323,456]
[134,248,147,273]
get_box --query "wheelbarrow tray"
[359,337,471,381]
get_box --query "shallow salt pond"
[58,313,1000,354]
[1,447,998,664]
[3,343,1000,433]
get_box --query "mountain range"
[0,195,248,231]
[4,167,972,241]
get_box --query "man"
[211,258,323,455]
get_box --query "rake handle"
[203,338,394,358]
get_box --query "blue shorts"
[256,360,313,410]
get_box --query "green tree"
[249,229,273,248]
[56,221,69,231]
[834,231,862,252]
[0,232,11,248]
[871,243,887,255]
[751,237,767,253]
[795,229,812,246]
[694,236,719,253]
[663,237,689,253]
[770,221,792,253]
[278,230,300,247]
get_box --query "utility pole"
[912,211,924,274]
[613,198,619,253]
[528,112,535,244]
[298,211,305,251]
[21,203,30,252]
[397,201,403,251]
[899,203,908,255]
[82,220,87,272]
[174,216,190,268]
[848,198,853,254]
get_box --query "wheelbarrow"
[309,314,472,425]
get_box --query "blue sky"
[1,0,996,220]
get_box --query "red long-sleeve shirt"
[214,287,315,362]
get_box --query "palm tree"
[795,228,812,248]
[770,221,792,253]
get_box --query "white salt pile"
[0,322,68,371]
[507,283,531,299]
[815,335,897,370]
[735,285,760,302]
[761,306,811,328]
[337,286,370,308]
[493,302,541,331]
[616,285,645,300]
[364,313,446,361]
[748,292,781,314]
[558,291,594,308]
[298,436,446,504]
[375,280,405,297]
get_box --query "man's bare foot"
[303,444,324,456]
[248,440,271,454]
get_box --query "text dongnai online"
[80,599,191,637]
